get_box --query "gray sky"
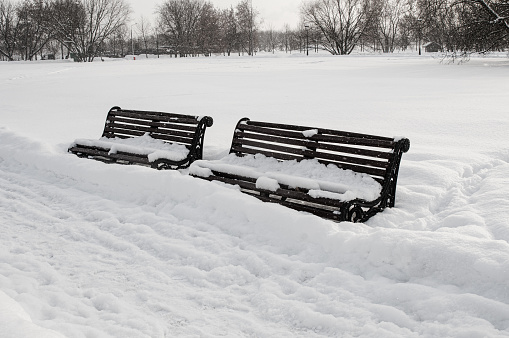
[129,0,302,30]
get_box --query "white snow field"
[1,53,509,338]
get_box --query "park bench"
[189,118,410,222]
[68,106,213,170]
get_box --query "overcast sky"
[129,0,302,30]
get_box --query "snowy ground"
[1,53,509,337]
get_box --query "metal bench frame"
[68,106,213,170]
[191,118,410,222]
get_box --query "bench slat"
[69,146,151,164]
[237,131,317,148]
[231,145,304,161]
[314,156,388,178]
[104,124,195,142]
[201,174,344,221]
[104,127,195,145]
[246,120,395,142]
[238,123,395,149]
[235,140,389,176]
[240,130,394,159]
[316,142,393,159]
[205,174,343,207]
[108,116,198,132]
[106,121,195,138]
[235,136,389,170]
[235,139,315,158]
[314,150,388,169]
[111,110,201,124]
[239,130,393,161]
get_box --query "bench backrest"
[229,118,410,205]
[102,106,213,150]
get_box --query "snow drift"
[1,53,508,337]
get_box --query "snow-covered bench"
[68,106,213,170]
[190,118,410,222]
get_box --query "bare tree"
[17,0,53,60]
[420,0,466,52]
[373,0,407,52]
[218,6,237,56]
[456,0,509,51]
[0,0,21,60]
[158,0,204,57]
[259,25,277,53]
[196,1,219,55]
[111,24,128,56]
[467,0,509,30]
[301,0,373,55]
[48,0,131,62]
[236,0,258,55]
[138,15,151,57]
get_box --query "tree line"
[1,0,508,62]
[302,0,509,55]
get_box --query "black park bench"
[68,106,213,170]
[189,118,410,222]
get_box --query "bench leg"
[340,204,365,223]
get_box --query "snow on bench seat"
[72,134,190,162]
[190,153,382,202]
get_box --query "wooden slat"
[239,123,395,149]
[149,133,193,145]
[313,134,394,149]
[314,150,388,169]
[236,139,313,158]
[238,130,392,161]
[198,173,345,221]
[231,145,302,161]
[246,120,395,142]
[103,127,193,145]
[316,142,393,159]
[237,131,318,148]
[121,109,200,121]
[110,110,200,124]
[103,127,144,138]
[107,116,197,132]
[238,123,311,140]
[108,152,151,165]
[230,149,389,178]
[106,122,195,139]
[69,146,150,165]
[203,174,343,207]
[236,138,388,170]
[316,158,387,178]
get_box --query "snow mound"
[0,290,65,338]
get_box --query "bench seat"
[71,134,190,162]
[190,154,382,202]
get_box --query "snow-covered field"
[1,53,508,338]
